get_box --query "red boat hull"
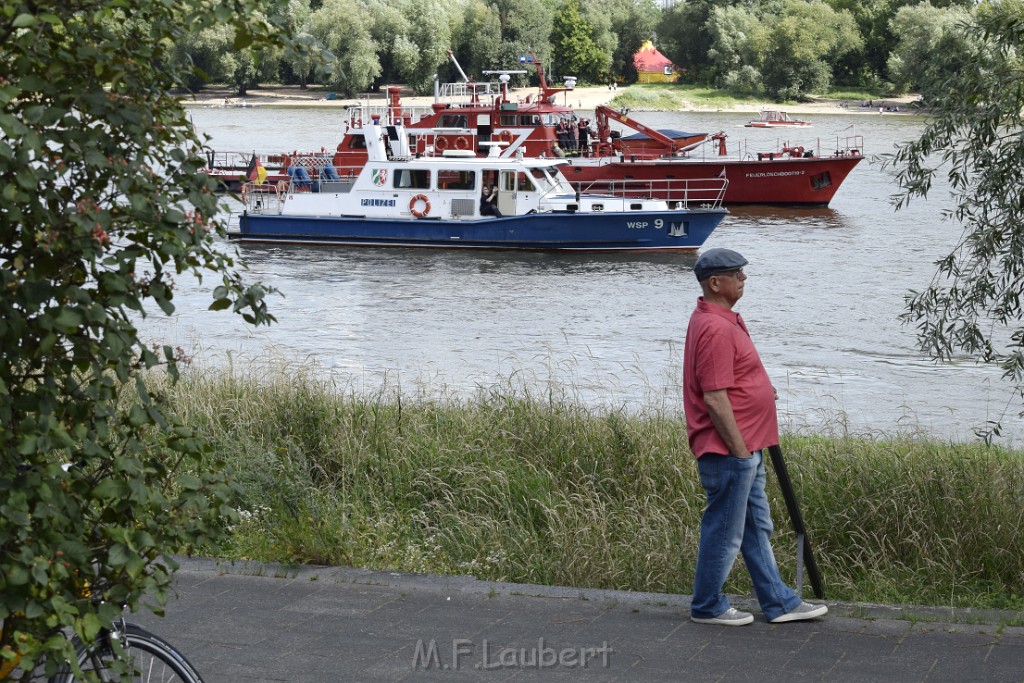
[560,154,863,206]
[267,57,865,207]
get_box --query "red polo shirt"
[683,297,779,458]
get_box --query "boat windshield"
[438,114,469,128]
[527,165,573,196]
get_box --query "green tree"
[888,1,1023,440]
[706,4,764,92]
[657,0,730,82]
[887,2,971,97]
[452,0,503,76]
[490,0,555,88]
[165,24,235,92]
[394,0,456,93]
[603,0,660,83]
[826,0,897,87]
[551,0,609,83]
[224,48,260,95]
[280,0,316,88]
[759,0,862,99]
[0,1,319,677]
[309,0,381,94]
[365,0,412,89]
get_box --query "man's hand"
[703,389,751,458]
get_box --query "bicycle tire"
[50,622,204,683]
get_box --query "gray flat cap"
[694,247,748,281]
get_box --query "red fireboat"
[232,53,863,206]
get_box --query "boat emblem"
[372,169,388,186]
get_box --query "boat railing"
[436,80,501,105]
[682,133,865,161]
[289,153,334,174]
[573,177,729,208]
[835,133,864,156]
[204,150,289,171]
[345,102,434,126]
[240,181,286,214]
[265,164,361,196]
[344,81,503,127]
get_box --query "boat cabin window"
[345,136,367,150]
[439,114,468,128]
[393,169,431,189]
[499,114,518,127]
[438,169,476,191]
[501,171,536,193]
[518,115,541,127]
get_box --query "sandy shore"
[182,84,918,116]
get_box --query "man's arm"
[703,389,751,458]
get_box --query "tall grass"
[156,362,1024,610]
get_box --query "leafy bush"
[0,2,322,678]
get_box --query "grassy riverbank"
[605,83,920,115]
[160,364,1024,612]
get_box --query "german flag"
[245,153,268,183]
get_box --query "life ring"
[498,130,513,143]
[409,194,431,218]
[454,136,469,150]
[434,136,449,151]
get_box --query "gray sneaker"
[769,601,828,623]
[690,607,754,626]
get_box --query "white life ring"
[409,194,431,218]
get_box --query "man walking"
[683,248,827,626]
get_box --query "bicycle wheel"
[50,622,204,683]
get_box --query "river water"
[158,104,1021,445]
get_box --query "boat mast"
[446,49,470,84]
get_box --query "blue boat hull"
[233,210,726,251]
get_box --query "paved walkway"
[132,558,1024,682]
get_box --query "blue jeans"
[691,450,801,621]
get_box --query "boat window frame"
[437,169,477,191]
[393,168,431,190]
[438,113,468,128]
[515,171,536,193]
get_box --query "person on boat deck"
[555,120,567,150]
[480,184,500,216]
[578,119,591,156]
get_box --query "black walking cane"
[766,444,824,599]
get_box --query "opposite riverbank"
[181,83,920,115]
